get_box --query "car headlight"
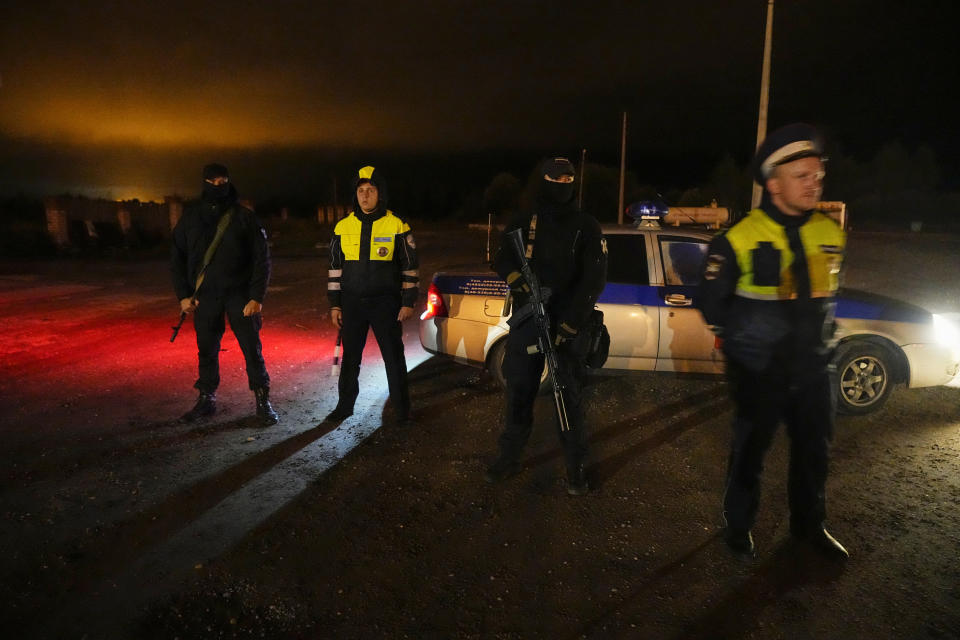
[932,314,960,349]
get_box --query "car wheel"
[488,339,508,389]
[835,343,894,415]
[487,338,550,392]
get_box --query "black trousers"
[498,319,588,470]
[193,290,269,393]
[337,293,410,416]
[722,357,835,533]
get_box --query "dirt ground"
[1,225,959,639]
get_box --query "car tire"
[488,339,509,389]
[834,342,894,415]
[487,338,550,392]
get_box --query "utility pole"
[486,212,493,263]
[617,112,627,225]
[752,0,775,209]
[577,148,587,210]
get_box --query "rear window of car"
[605,234,649,285]
[659,236,709,286]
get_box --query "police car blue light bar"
[626,200,668,221]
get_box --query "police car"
[419,205,960,415]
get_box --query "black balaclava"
[537,157,576,206]
[202,163,233,202]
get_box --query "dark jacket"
[171,186,271,302]
[695,195,843,373]
[494,200,607,332]
[327,168,419,308]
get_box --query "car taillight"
[420,282,448,320]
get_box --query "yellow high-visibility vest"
[334,210,411,262]
[725,208,845,300]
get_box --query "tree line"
[475,142,959,232]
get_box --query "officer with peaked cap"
[696,124,849,560]
[484,157,607,495]
[325,165,419,425]
[171,163,278,425]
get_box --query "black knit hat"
[541,157,576,180]
[752,123,823,184]
[352,165,389,209]
[202,163,230,181]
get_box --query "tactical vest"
[334,210,411,261]
[725,208,845,300]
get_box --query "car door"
[597,231,659,371]
[654,233,723,373]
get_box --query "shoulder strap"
[191,207,234,296]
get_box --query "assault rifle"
[504,228,570,431]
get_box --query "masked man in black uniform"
[171,163,278,425]
[326,166,419,425]
[696,124,848,560]
[484,157,607,495]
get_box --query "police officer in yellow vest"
[326,166,419,425]
[697,124,848,560]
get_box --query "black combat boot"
[793,527,849,561]
[325,404,354,422]
[181,391,216,422]
[254,387,279,426]
[724,527,756,558]
[566,463,589,496]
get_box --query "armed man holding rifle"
[485,157,607,495]
[171,163,278,426]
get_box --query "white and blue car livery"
[420,224,960,415]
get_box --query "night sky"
[1,0,957,202]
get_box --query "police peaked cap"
[542,157,576,180]
[353,165,388,205]
[202,163,230,181]
[752,123,824,183]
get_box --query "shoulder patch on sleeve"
[600,237,608,255]
[703,254,725,280]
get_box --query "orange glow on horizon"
[0,79,399,149]
[6,100,345,148]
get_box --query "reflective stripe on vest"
[333,210,411,262]
[725,208,845,300]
